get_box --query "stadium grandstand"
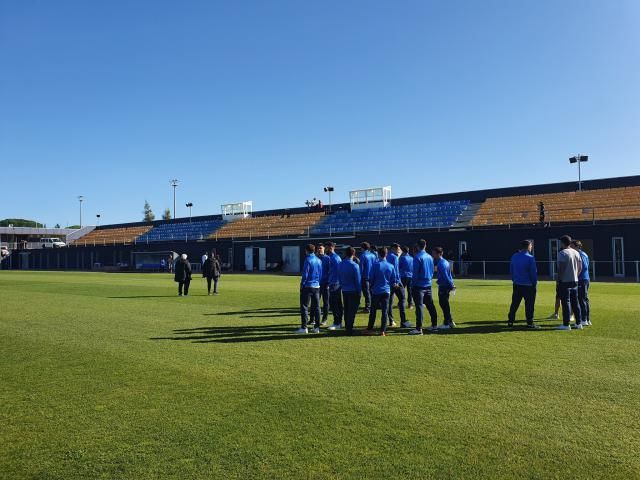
[2,175,639,280]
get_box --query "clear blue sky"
[1,1,639,227]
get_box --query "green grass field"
[1,271,639,479]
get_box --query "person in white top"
[201,253,208,265]
[556,235,583,330]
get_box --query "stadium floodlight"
[569,155,588,191]
[96,214,101,226]
[185,202,193,222]
[323,186,334,212]
[170,179,180,218]
[77,196,84,228]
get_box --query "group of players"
[298,239,454,336]
[298,234,591,336]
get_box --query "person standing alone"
[174,253,192,297]
[202,251,221,295]
[507,240,538,329]
[432,247,456,329]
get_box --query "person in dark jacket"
[202,251,221,295]
[174,253,192,296]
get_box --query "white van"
[41,238,66,248]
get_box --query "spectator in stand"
[571,240,591,326]
[297,244,322,334]
[556,235,583,330]
[507,240,539,329]
[174,254,192,297]
[363,246,394,336]
[359,242,375,312]
[316,244,331,327]
[167,254,174,273]
[432,247,456,329]
[202,251,221,295]
[399,245,414,309]
[338,247,362,335]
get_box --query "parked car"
[41,238,66,248]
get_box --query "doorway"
[612,237,625,277]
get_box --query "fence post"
[592,261,596,282]
[636,260,639,283]
[482,261,486,280]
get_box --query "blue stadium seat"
[309,200,469,235]
[137,219,225,243]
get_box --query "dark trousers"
[368,293,390,331]
[578,280,590,322]
[206,276,219,294]
[507,284,536,325]
[320,282,329,321]
[412,286,438,329]
[438,287,454,324]
[388,284,407,325]
[401,277,413,306]
[300,287,321,329]
[361,279,372,309]
[329,285,343,325]
[558,281,581,326]
[342,291,361,334]
[178,279,190,296]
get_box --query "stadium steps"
[454,203,483,228]
[66,226,96,244]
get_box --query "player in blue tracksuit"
[359,242,375,312]
[508,240,538,328]
[297,244,323,333]
[572,240,591,326]
[339,247,362,335]
[432,247,456,328]
[365,246,395,335]
[399,245,414,308]
[316,244,331,325]
[408,239,438,335]
[386,243,412,328]
[325,242,344,330]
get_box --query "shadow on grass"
[204,308,300,318]
[150,318,553,344]
[109,295,182,299]
[150,323,330,343]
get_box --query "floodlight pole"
[78,195,84,228]
[170,179,180,218]
[186,202,193,222]
[324,186,334,213]
[569,155,588,192]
